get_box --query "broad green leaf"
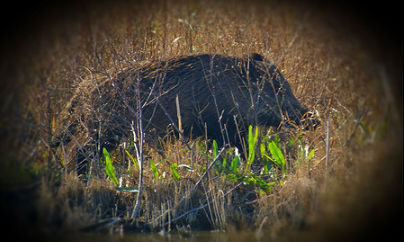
[230,155,241,174]
[226,173,239,182]
[260,143,270,174]
[268,141,286,173]
[150,159,159,180]
[260,143,266,158]
[212,139,218,158]
[103,148,119,186]
[250,173,273,192]
[222,158,227,172]
[307,149,315,161]
[170,162,180,181]
[212,140,221,171]
[246,125,258,171]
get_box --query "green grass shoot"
[150,159,159,180]
[103,147,119,186]
[246,125,259,172]
[125,150,139,172]
[169,162,180,181]
[230,154,241,174]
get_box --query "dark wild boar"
[53,53,318,175]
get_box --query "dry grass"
[1,0,401,241]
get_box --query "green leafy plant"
[246,125,259,172]
[260,143,271,174]
[150,159,160,180]
[307,149,315,161]
[267,140,286,173]
[169,162,180,181]
[208,126,295,192]
[212,139,218,158]
[245,173,275,192]
[260,134,287,174]
[103,148,119,186]
[211,139,221,171]
[230,152,241,174]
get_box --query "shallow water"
[74,230,269,242]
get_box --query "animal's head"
[246,54,320,130]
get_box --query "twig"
[86,118,102,187]
[345,109,367,147]
[131,75,145,220]
[152,92,195,159]
[325,116,330,171]
[176,94,183,135]
[201,55,227,145]
[187,147,226,196]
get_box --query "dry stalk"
[162,181,243,227]
[325,116,330,172]
[151,146,226,226]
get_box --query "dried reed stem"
[131,76,145,220]
[325,116,330,171]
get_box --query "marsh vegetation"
[1,0,401,241]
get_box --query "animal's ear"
[250,53,264,61]
[243,53,264,62]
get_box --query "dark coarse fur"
[54,53,316,174]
